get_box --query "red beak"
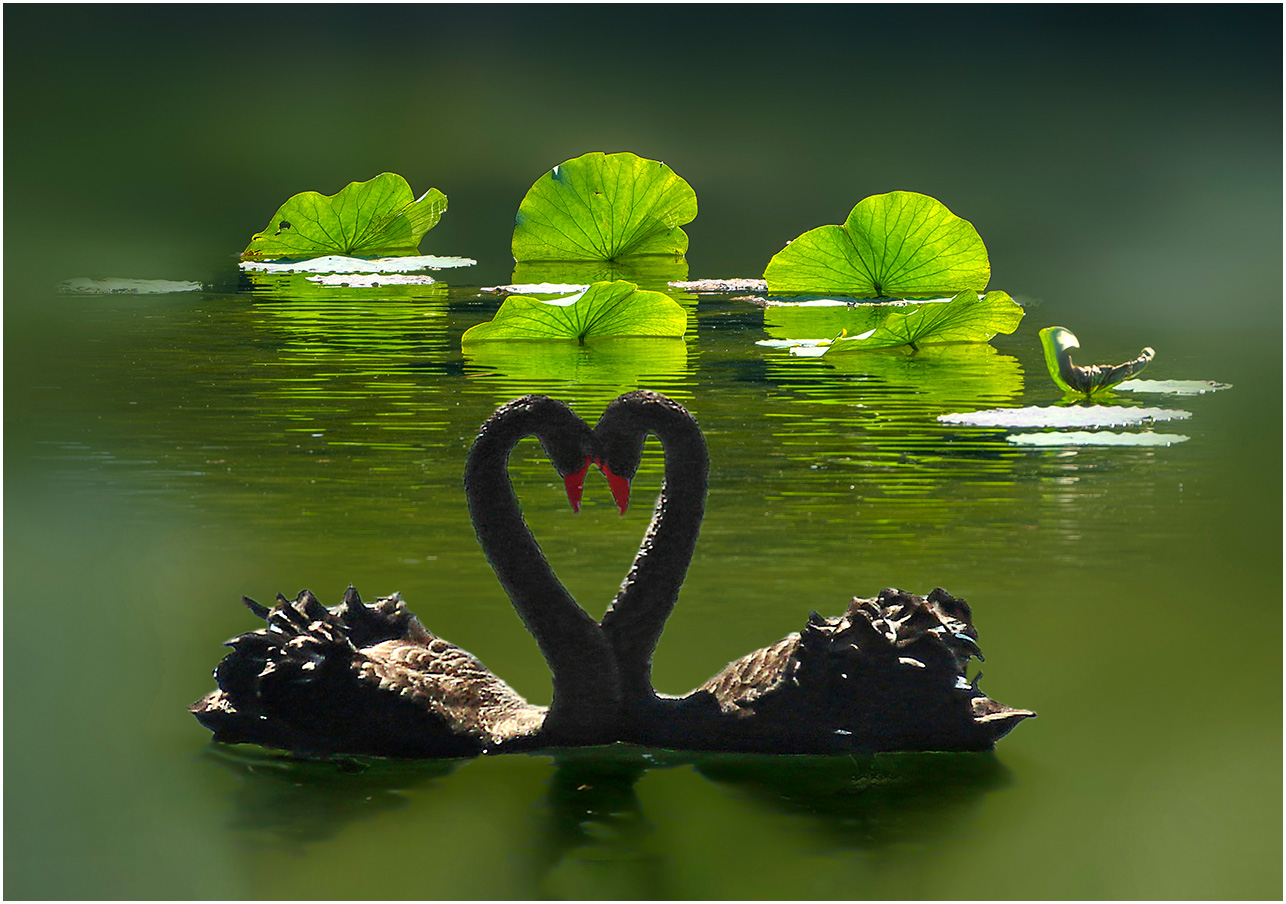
[563,458,590,513]
[600,463,632,515]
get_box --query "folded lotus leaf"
[242,173,447,260]
[819,290,1023,354]
[1039,326,1154,397]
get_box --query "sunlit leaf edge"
[813,289,1023,355]
[1038,325,1155,398]
[241,173,447,261]
[511,152,698,262]
[763,191,990,297]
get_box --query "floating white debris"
[668,278,767,292]
[1006,431,1190,447]
[540,289,588,307]
[306,273,438,287]
[479,283,589,295]
[764,298,850,307]
[240,254,476,274]
[57,278,203,295]
[789,345,837,357]
[755,338,830,349]
[763,297,931,308]
[1115,379,1232,395]
[939,405,1191,429]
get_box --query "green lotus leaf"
[824,290,1022,353]
[1039,326,1155,397]
[764,191,990,298]
[242,173,447,260]
[511,152,697,262]
[461,280,688,344]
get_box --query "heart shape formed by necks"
[193,390,1032,760]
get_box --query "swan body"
[192,396,621,757]
[594,390,1033,753]
[192,587,542,757]
[193,390,1031,759]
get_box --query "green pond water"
[4,273,1280,899]
[4,5,1282,900]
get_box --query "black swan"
[593,390,1034,753]
[191,396,622,757]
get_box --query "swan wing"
[356,639,544,744]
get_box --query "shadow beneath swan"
[200,744,464,851]
[522,745,1013,895]
[202,742,1012,885]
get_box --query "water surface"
[5,275,1279,899]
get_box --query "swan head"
[592,390,707,514]
[481,395,597,512]
[796,588,1035,750]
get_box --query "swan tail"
[192,587,482,758]
[693,588,1033,752]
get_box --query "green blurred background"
[5,5,1281,900]
[6,5,1280,325]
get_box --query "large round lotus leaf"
[764,192,990,298]
[461,280,688,343]
[242,173,447,260]
[512,152,698,262]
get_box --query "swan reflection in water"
[192,391,1031,758]
[202,744,1013,893]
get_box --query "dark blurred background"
[5,4,1281,329]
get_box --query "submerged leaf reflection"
[757,343,1026,505]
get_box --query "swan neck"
[465,415,620,740]
[603,412,708,703]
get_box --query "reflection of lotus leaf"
[511,256,689,294]
[244,270,449,303]
[463,338,689,409]
[821,343,1026,410]
[246,296,451,363]
[512,152,697,262]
